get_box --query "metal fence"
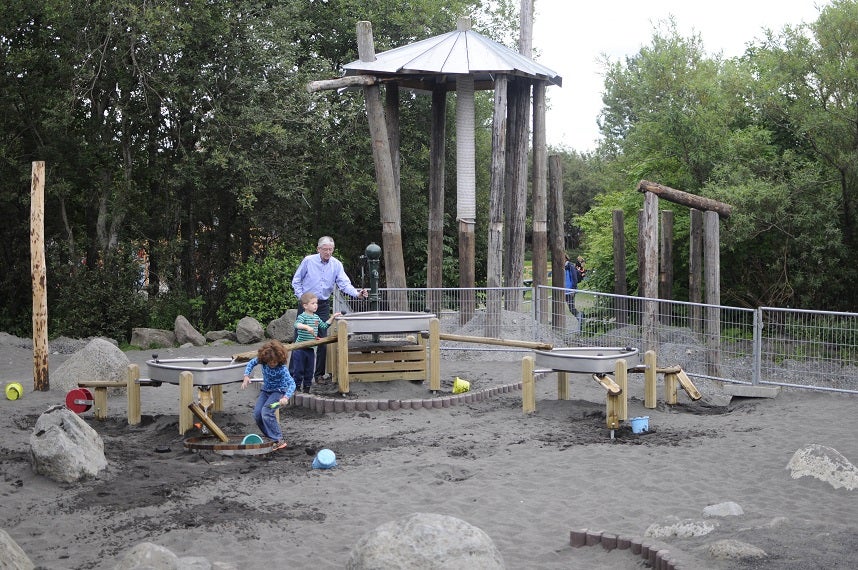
[337,287,858,394]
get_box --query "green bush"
[48,252,148,343]
[217,247,302,328]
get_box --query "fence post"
[753,308,763,386]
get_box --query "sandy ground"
[2,341,858,569]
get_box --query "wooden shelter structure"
[309,17,561,332]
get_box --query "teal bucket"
[630,416,649,434]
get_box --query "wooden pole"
[504,78,529,313]
[532,81,549,324]
[486,74,508,338]
[126,364,141,426]
[179,371,194,434]
[659,209,674,323]
[548,155,566,329]
[31,161,49,391]
[356,22,407,303]
[429,318,440,391]
[704,210,722,375]
[612,209,627,325]
[642,193,659,353]
[689,208,704,333]
[427,82,447,315]
[615,359,628,421]
[644,349,657,409]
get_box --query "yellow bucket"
[5,382,24,401]
[452,377,470,394]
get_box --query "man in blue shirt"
[292,236,368,382]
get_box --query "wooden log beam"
[437,332,552,350]
[637,179,732,219]
[306,75,378,93]
[232,335,340,362]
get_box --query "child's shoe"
[273,440,288,451]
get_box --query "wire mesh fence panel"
[337,287,858,391]
[537,286,756,383]
[759,308,858,393]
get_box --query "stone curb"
[569,528,685,569]
[289,381,523,414]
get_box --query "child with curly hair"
[241,340,295,450]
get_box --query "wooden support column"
[557,371,569,400]
[644,349,658,409]
[664,372,678,405]
[179,371,194,435]
[429,318,440,391]
[337,319,350,394]
[615,359,628,421]
[522,355,535,413]
[127,364,141,426]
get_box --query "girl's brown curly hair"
[257,340,289,366]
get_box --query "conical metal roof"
[343,28,562,90]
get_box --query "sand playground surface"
[2,339,858,569]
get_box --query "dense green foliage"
[0,0,512,340]
[217,246,304,329]
[577,2,858,310]
[2,0,856,342]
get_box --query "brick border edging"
[569,528,687,570]
[290,382,523,414]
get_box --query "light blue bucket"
[630,416,649,434]
[312,448,337,469]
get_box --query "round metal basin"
[533,347,640,374]
[146,357,246,386]
[336,311,436,334]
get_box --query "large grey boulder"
[266,309,297,342]
[0,528,34,570]
[130,328,177,349]
[205,330,236,342]
[347,512,505,569]
[30,405,107,483]
[51,337,130,394]
[174,315,206,346]
[787,444,858,490]
[235,316,264,344]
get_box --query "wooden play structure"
[521,349,702,433]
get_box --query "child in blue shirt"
[290,292,341,393]
[241,340,295,450]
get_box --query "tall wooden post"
[659,210,674,323]
[427,82,447,315]
[356,21,407,307]
[689,208,703,333]
[531,81,549,324]
[486,74,508,337]
[548,155,566,329]
[704,210,722,375]
[642,193,659,353]
[31,161,49,391]
[612,210,628,325]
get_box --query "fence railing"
[339,287,858,394]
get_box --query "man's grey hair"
[318,236,335,248]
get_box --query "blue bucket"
[630,416,649,434]
[312,448,337,469]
